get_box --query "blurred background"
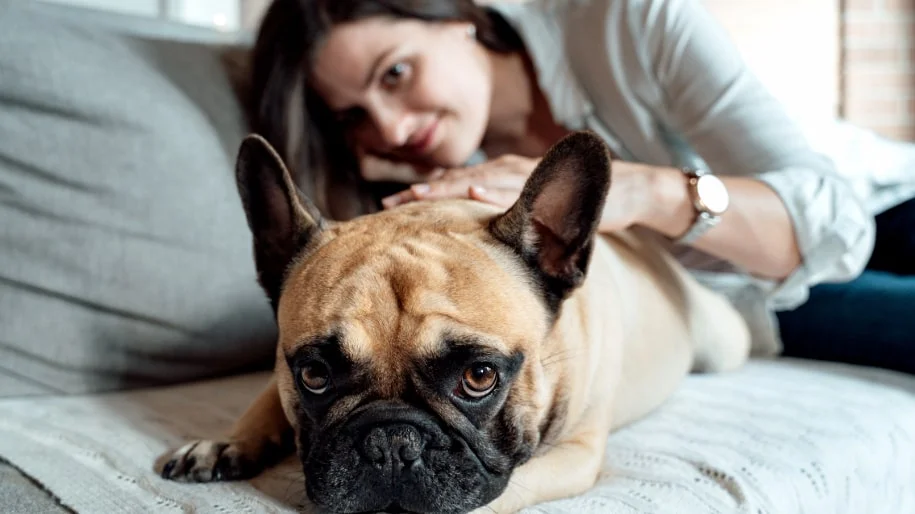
[34,0,915,142]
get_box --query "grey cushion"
[0,2,276,396]
[0,459,68,514]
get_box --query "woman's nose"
[371,106,412,150]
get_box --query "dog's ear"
[489,131,611,312]
[235,134,326,313]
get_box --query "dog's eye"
[300,362,330,394]
[460,364,498,398]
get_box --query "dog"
[159,130,750,513]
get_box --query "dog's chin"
[300,405,515,514]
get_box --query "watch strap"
[674,211,720,245]
[673,167,719,245]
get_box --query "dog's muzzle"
[302,401,508,514]
[361,422,425,470]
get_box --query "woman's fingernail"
[382,196,399,208]
[411,183,431,196]
[470,185,486,196]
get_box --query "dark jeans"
[775,197,915,375]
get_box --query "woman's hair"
[246,0,524,221]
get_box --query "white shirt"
[487,0,915,356]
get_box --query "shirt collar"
[487,0,595,130]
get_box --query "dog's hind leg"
[684,281,752,374]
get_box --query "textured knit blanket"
[1,358,913,514]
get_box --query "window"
[35,0,246,32]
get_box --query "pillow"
[0,2,276,396]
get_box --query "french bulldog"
[159,131,750,513]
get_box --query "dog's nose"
[362,423,425,467]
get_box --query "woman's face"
[311,17,493,175]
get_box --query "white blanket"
[1,358,914,514]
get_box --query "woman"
[246,0,915,373]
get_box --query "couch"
[2,2,914,513]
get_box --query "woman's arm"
[613,0,874,297]
[622,163,800,280]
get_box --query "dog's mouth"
[353,502,418,514]
[299,404,513,514]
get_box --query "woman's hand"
[380,154,538,209]
[380,154,662,234]
[597,161,667,233]
[360,153,442,184]
[375,152,803,280]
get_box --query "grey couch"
[0,3,274,509]
[0,0,276,397]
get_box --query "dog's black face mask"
[290,341,531,514]
[302,402,510,514]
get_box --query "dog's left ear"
[235,134,326,313]
[489,131,611,311]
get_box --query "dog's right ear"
[489,131,611,314]
[235,134,326,313]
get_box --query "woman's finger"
[467,186,520,209]
[380,177,473,208]
[380,157,534,208]
[361,154,443,183]
[380,172,478,208]
[408,177,474,200]
[381,188,418,209]
[439,165,530,190]
[414,172,528,202]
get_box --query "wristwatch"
[673,167,729,245]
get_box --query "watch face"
[696,174,729,214]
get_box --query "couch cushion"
[0,2,275,395]
[0,459,69,514]
[0,358,912,513]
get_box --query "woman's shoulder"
[489,0,697,52]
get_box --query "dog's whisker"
[540,349,581,366]
[282,483,306,504]
[283,480,305,500]
[542,355,578,368]
[510,477,534,494]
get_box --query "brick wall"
[842,0,915,141]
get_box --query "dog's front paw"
[160,440,264,482]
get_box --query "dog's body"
[161,132,749,513]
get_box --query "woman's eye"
[300,362,331,394]
[459,363,498,399]
[381,62,411,88]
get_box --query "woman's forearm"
[638,166,802,281]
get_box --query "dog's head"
[235,131,611,513]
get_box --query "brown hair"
[245,0,524,221]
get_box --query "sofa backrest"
[0,0,276,396]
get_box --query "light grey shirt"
[488,0,915,355]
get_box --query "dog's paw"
[159,440,263,482]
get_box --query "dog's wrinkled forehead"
[275,202,549,368]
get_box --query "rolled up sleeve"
[634,0,876,309]
[755,168,874,309]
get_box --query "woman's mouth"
[404,119,440,155]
